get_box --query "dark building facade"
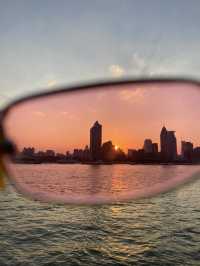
[152,143,158,154]
[181,141,193,161]
[22,147,35,157]
[101,141,115,161]
[193,147,200,162]
[90,121,102,161]
[128,149,137,161]
[160,126,177,161]
[143,139,153,153]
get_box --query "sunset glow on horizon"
[4,82,200,154]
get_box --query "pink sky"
[4,83,200,154]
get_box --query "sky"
[1,0,200,107]
[4,83,200,153]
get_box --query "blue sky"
[1,0,200,104]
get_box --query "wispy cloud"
[119,88,146,103]
[109,64,125,77]
[130,52,193,76]
[108,53,151,77]
[131,53,149,75]
[108,52,188,78]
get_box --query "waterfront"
[0,165,200,266]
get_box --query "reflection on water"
[0,167,200,265]
[8,164,200,203]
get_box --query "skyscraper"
[160,126,177,161]
[160,126,168,159]
[143,139,153,153]
[90,121,102,161]
[152,143,158,154]
[181,141,193,161]
[167,131,177,161]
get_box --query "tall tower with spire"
[160,126,168,160]
[90,121,102,161]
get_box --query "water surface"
[0,165,200,266]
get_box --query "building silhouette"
[128,149,137,161]
[73,149,84,160]
[160,126,177,161]
[46,149,55,157]
[22,147,35,157]
[152,143,158,154]
[16,121,200,164]
[90,121,102,160]
[181,141,193,161]
[83,145,90,161]
[143,139,153,153]
[193,147,200,162]
[101,141,115,161]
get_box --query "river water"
[0,165,200,266]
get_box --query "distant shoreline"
[12,161,200,166]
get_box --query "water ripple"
[0,166,200,265]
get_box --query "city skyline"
[16,121,200,164]
[4,84,200,154]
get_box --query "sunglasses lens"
[2,82,200,204]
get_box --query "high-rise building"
[160,126,168,158]
[90,121,102,160]
[160,126,177,161]
[101,141,115,161]
[167,131,177,160]
[83,145,90,161]
[152,143,158,154]
[143,139,153,153]
[181,141,193,161]
[128,149,137,160]
[193,147,200,162]
[66,151,71,159]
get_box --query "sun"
[115,145,119,151]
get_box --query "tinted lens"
[3,82,200,204]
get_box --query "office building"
[160,126,177,161]
[90,121,102,160]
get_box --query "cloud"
[119,87,146,103]
[130,52,191,76]
[108,54,150,78]
[130,53,151,75]
[108,52,191,79]
[109,64,125,77]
